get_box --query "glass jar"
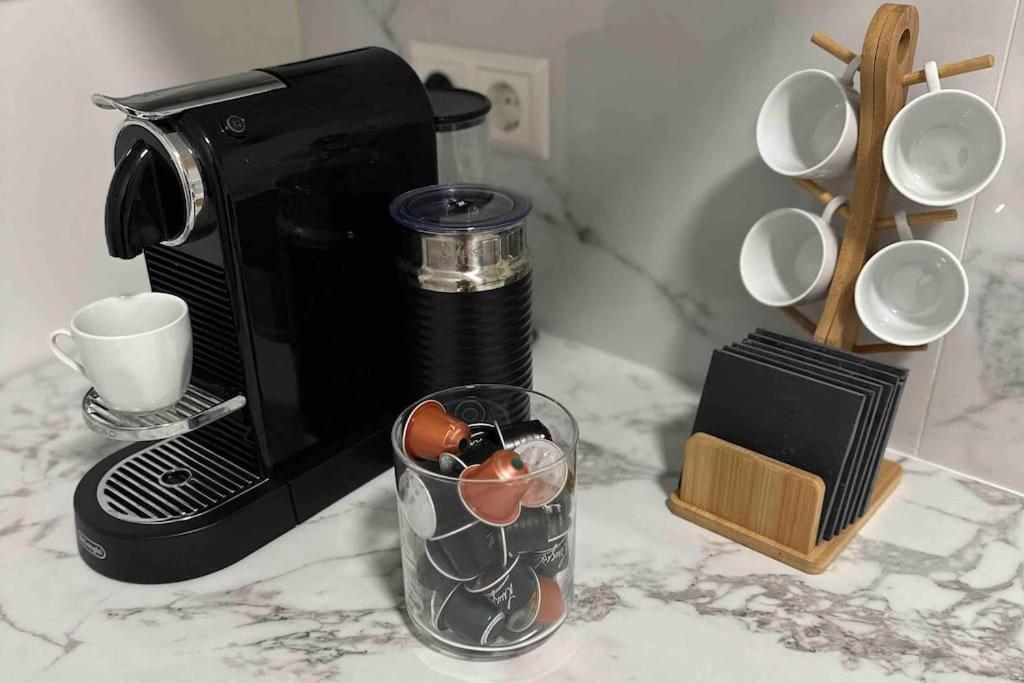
[392,384,578,658]
[427,87,491,183]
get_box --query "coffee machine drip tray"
[82,384,246,441]
[97,434,264,524]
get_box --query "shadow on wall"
[549,0,811,387]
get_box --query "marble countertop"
[3,334,1023,681]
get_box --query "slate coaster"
[692,349,865,542]
[752,329,908,516]
[736,340,884,537]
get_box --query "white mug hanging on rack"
[855,210,968,346]
[756,56,861,179]
[883,61,1005,206]
[740,195,847,308]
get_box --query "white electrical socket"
[408,41,550,159]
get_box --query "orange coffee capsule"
[458,449,531,526]
[404,400,471,461]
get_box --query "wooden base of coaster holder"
[668,3,994,573]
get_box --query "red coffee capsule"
[458,449,531,526]
[403,400,471,461]
[536,576,565,625]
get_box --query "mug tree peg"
[902,54,995,86]
[792,179,959,230]
[810,32,857,64]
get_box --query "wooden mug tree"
[668,4,995,573]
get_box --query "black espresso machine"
[75,48,437,583]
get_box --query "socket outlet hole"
[486,81,521,132]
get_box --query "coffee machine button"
[223,115,247,136]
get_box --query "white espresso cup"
[756,57,861,179]
[855,211,968,346]
[49,293,192,413]
[883,61,1005,206]
[740,195,846,307]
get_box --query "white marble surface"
[2,334,1024,681]
[296,0,1020,472]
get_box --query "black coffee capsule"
[467,556,539,632]
[460,435,501,467]
[436,585,507,646]
[542,492,572,540]
[428,521,507,581]
[503,506,554,554]
[496,420,553,450]
[469,422,501,444]
[505,565,542,633]
[398,469,474,540]
[438,453,468,477]
[416,549,458,593]
[524,537,569,578]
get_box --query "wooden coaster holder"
[668,4,995,573]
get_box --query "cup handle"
[821,194,848,226]
[839,54,862,88]
[894,210,914,242]
[49,329,88,379]
[924,61,941,93]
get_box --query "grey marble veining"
[2,334,1023,681]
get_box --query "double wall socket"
[408,41,550,159]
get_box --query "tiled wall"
[298,0,1023,489]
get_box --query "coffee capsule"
[467,555,538,623]
[496,420,553,450]
[438,453,468,477]
[524,536,569,578]
[502,506,554,554]
[515,439,568,507]
[506,565,542,633]
[467,558,540,633]
[542,492,572,540]
[428,521,507,581]
[536,575,566,625]
[398,469,474,540]
[458,450,532,526]
[404,399,471,461]
[415,548,458,593]
[459,435,501,467]
[435,585,507,646]
[469,422,502,444]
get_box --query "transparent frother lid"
[389,184,532,235]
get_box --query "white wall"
[0,0,302,378]
[295,0,1022,479]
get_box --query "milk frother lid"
[427,88,492,132]
[390,184,531,235]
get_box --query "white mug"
[49,293,192,413]
[855,211,968,346]
[756,57,861,179]
[883,61,1005,206]
[740,195,846,307]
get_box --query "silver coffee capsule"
[398,469,474,539]
[515,439,568,507]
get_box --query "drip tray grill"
[82,385,247,442]
[97,436,265,524]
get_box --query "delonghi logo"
[77,531,107,560]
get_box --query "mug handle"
[49,329,88,379]
[821,194,848,227]
[894,210,914,242]
[839,54,862,88]
[924,61,941,93]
